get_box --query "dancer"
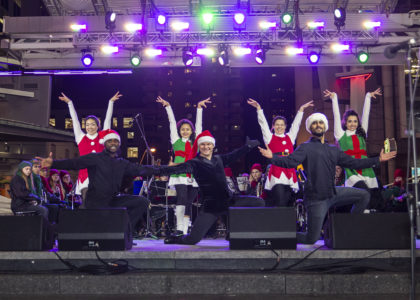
[324,88,382,189]
[259,113,396,244]
[58,91,122,202]
[156,96,211,235]
[247,98,314,206]
[155,131,264,245]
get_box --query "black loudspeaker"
[58,208,132,251]
[324,213,411,249]
[229,207,296,250]
[0,215,54,251]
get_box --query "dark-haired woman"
[10,161,48,219]
[247,98,313,206]
[156,96,210,234]
[324,88,382,189]
[58,91,122,200]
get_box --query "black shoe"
[175,230,184,236]
[164,235,183,244]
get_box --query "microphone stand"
[403,42,419,300]
[132,113,158,240]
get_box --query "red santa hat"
[188,130,216,159]
[250,163,262,173]
[99,129,121,145]
[394,168,405,179]
[224,167,233,177]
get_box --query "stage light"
[259,21,277,29]
[155,14,167,31]
[125,23,143,32]
[307,51,320,64]
[363,21,381,29]
[331,43,350,52]
[70,24,87,31]
[196,48,215,57]
[171,21,190,31]
[334,8,346,29]
[281,13,293,25]
[105,11,117,31]
[145,48,162,57]
[101,45,119,54]
[81,53,94,67]
[130,54,141,67]
[286,47,303,55]
[233,11,246,30]
[157,14,166,25]
[255,48,266,65]
[356,51,369,64]
[202,12,214,25]
[182,50,194,66]
[233,47,252,56]
[218,49,229,66]
[307,21,325,29]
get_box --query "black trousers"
[180,195,265,245]
[268,184,292,207]
[174,184,198,216]
[111,194,149,232]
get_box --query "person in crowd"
[382,168,407,212]
[156,130,265,245]
[247,98,314,206]
[156,96,211,235]
[60,170,73,195]
[246,163,265,198]
[58,91,122,203]
[36,129,159,237]
[259,112,397,244]
[224,167,241,196]
[48,169,66,202]
[10,161,48,220]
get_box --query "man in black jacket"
[259,113,397,244]
[159,130,265,245]
[37,129,158,235]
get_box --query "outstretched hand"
[247,98,261,110]
[156,96,170,107]
[299,100,314,112]
[58,92,71,104]
[246,136,260,149]
[35,152,54,169]
[110,91,123,102]
[197,97,212,108]
[323,89,336,100]
[258,145,273,159]
[370,88,382,99]
[379,149,397,162]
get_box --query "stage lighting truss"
[105,11,117,31]
[218,45,229,66]
[182,49,194,66]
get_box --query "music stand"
[149,180,174,237]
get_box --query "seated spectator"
[224,167,240,196]
[382,168,407,212]
[48,169,66,202]
[246,163,266,198]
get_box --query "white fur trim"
[102,133,120,144]
[197,136,215,146]
[305,113,329,133]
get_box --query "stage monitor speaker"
[324,213,411,249]
[58,208,132,251]
[229,207,296,250]
[0,215,54,251]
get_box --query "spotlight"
[334,7,346,29]
[145,48,162,57]
[156,14,167,31]
[286,47,303,55]
[307,21,325,29]
[182,50,194,66]
[70,24,87,31]
[363,21,381,29]
[130,54,141,67]
[81,53,94,67]
[201,11,214,30]
[233,47,252,56]
[307,51,320,64]
[255,48,266,65]
[356,51,369,64]
[281,13,293,25]
[218,47,229,66]
[259,21,277,29]
[196,48,215,57]
[233,11,246,30]
[171,21,190,31]
[101,45,119,54]
[105,11,117,31]
[125,23,142,32]
[331,43,350,52]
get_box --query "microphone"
[134,113,141,119]
[384,40,410,59]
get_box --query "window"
[81,118,86,129]
[123,118,133,128]
[65,118,73,129]
[185,102,191,108]
[112,117,118,128]
[127,132,134,139]
[49,118,56,127]
[127,147,138,158]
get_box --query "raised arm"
[324,89,344,141]
[59,93,84,144]
[195,97,211,136]
[288,100,313,143]
[362,88,381,134]
[221,138,260,166]
[247,98,272,145]
[103,91,122,130]
[156,96,179,144]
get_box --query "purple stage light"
[196,48,215,56]
[101,45,119,54]
[125,23,143,32]
[234,12,246,25]
[145,48,163,57]
[363,21,381,29]
[331,43,350,52]
[259,21,277,29]
[307,21,325,29]
[157,15,167,25]
[171,21,189,31]
[70,24,87,31]
[81,54,94,67]
[255,48,265,64]
[285,47,304,55]
[233,47,251,56]
[308,51,320,64]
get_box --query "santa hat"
[49,169,59,176]
[394,168,405,179]
[99,129,121,145]
[188,130,215,159]
[59,170,70,179]
[224,167,233,177]
[250,163,262,173]
[305,113,329,134]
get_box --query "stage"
[0,238,419,298]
